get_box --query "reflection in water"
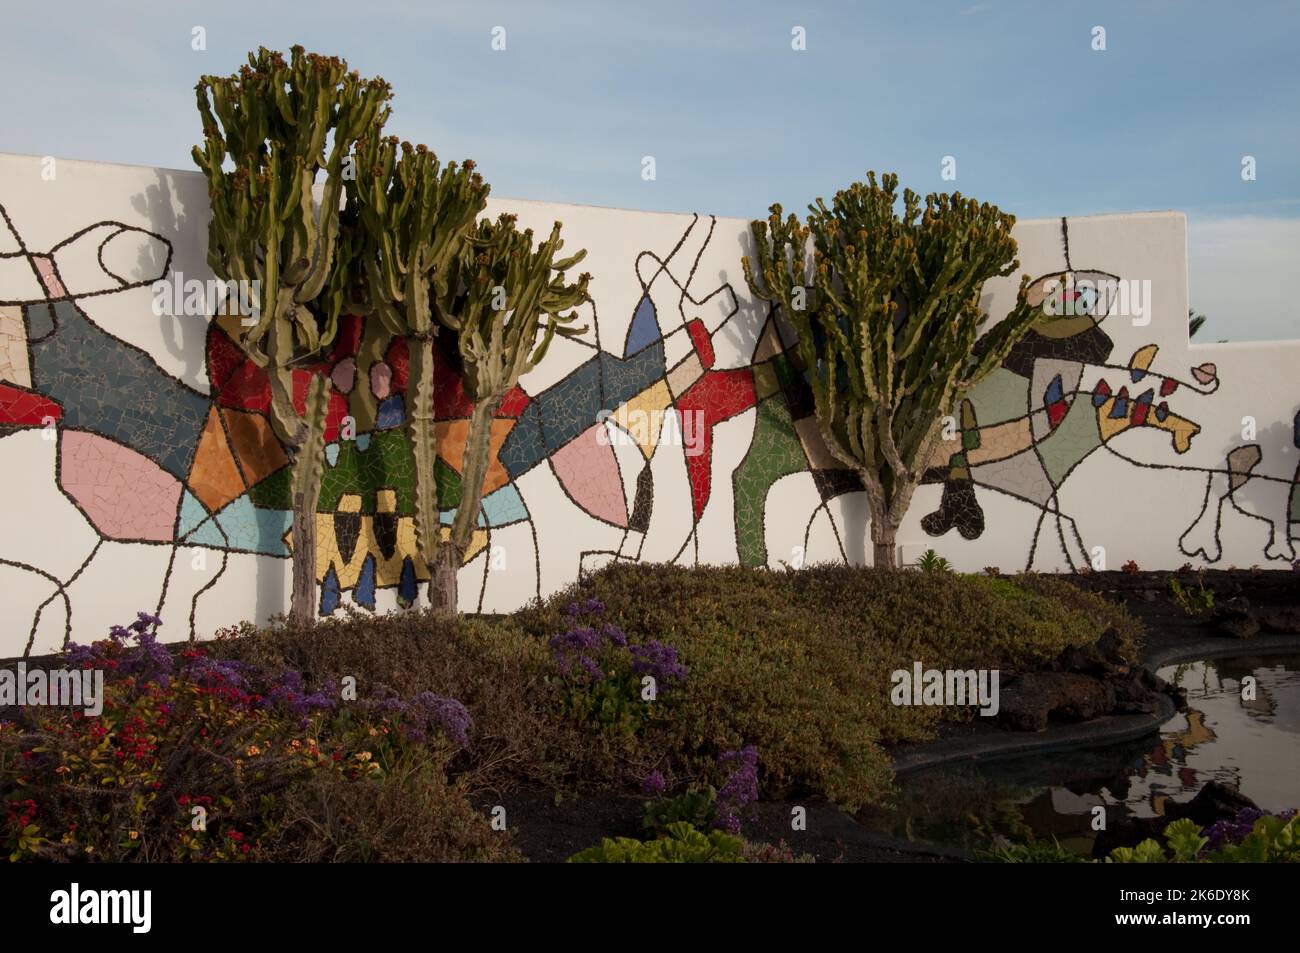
[866,655,1300,855]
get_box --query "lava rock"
[1213,595,1252,621]
[1164,780,1258,827]
[1091,782,1258,859]
[998,672,1112,732]
[1260,609,1300,634]
[1218,616,1261,639]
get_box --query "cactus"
[428,213,590,612]
[742,172,1039,568]
[348,134,490,604]
[192,47,392,621]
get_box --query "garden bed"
[6,563,1296,862]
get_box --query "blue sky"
[2,0,1296,340]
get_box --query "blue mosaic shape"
[28,300,209,478]
[481,483,528,526]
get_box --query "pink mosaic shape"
[59,430,183,542]
[549,422,628,528]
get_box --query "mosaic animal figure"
[916,266,1220,569]
[1178,410,1300,563]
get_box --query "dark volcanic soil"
[478,789,969,863]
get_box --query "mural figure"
[1,196,1296,656]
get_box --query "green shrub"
[1108,815,1300,864]
[916,550,953,573]
[516,563,1141,809]
[568,821,745,863]
[643,788,718,836]
[1168,576,1216,616]
[207,562,1141,813]
[984,813,1300,864]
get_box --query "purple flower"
[566,597,606,618]
[629,640,688,685]
[412,691,472,747]
[1202,807,1296,850]
[641,771,667,796]
[185,655,251,692]
[714,745,759,833]
[64,612,173,687]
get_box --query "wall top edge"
[0,151,1187,229]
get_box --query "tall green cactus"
[429,214,590,612]
[192,47,392,621]
[348,134,490,605]
[742,172,1040,568]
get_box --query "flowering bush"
[714,745,760,834]
[548,600,686,736]
[641,745,760,836]
[0,614,505,863]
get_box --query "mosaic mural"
[1,159,1297,655]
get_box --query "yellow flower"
[355,751,372,763]
[129,830,139,840]
[245,744,261,757]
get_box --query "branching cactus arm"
[743,172,1041,566]
[350,135,490,601]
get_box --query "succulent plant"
[348,134,490,606]
[192,46,393,621]
[742,172,1039,567]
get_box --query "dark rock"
[1212,595,1252,622]
[1091,782,1258,858]
[1218,616,1260,639]
[1165,781,1258,827]
[1095,627,1124,662]
[1053,627,1131,677]
[998,672,1112,732]
[1260,609,1300,634]
[1109,669,1163,715]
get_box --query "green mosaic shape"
[733,394,812,567]
[1038,398,1103,487]
[966,367,1031,425]
[249,466,292,510]
[752,361,779,399]
[773,353,797,392]
[435,457,462,510]
[315,430,417,514]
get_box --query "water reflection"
[865,654,1300,854]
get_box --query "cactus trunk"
[407,332,441,593]
[450,397,501,549]
[289,375,331,622]
[428,396,502,614]
[430,545,458,616]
